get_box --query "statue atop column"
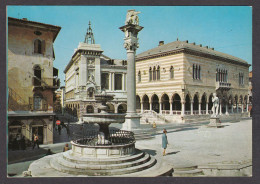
[125,10,141,25]
[211,93,219,117]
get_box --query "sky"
[7,6,252,86]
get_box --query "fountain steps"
[57,152,151,170]
[63,150,145,165]
[50,152,157,176]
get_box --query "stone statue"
[211,93,219,117]
[125,10,140,25]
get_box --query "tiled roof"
[136,40,248,65]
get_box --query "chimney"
[158,41,164,46]
[22,18,28,21]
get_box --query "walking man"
[162,129,168,156]
[32,133,39,149]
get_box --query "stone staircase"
[173,165,204,177]
[47,149,172,176]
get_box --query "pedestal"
[208,117,224,128]
[122,113,141,131]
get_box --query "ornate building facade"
[135,39,250,123]
[64,22,127,121]
[8,17,61,144]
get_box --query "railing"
[29,71,60,89]
[73,129,135,146]
[216,81,231,90]
[143,110,168,123]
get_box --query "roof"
[8,17,61,42]
[136,40,249,67]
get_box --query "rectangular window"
[115,74,122,90]
[101,73,109,90]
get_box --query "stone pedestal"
[208,117,224,128]
[122,114,141,130]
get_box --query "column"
[219,103,222,115]
[181,101,185,115]
[236,103,238,113]
[231,104,234,113]
[246,103,249,112]
[206,103,209,114]
[159,101,162,114]
[225,104,229,115]
[191,101,194,115]
[122,73,126,91]
[141,102,144,113]
[109,73,112,91]
[170,100,173,115]
[111,73,115,91]
[241,104,244,113]
[199,102,201,115]
[150,102,152,111]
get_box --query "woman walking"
[162,129,168,156]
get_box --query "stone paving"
[7,118,252,177]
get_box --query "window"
[115,74,122,90]
[156,66,160,80]
[193,64,201,80]
[101,73,109,90]
[239,72,244,85]
[138,71,141,82]
[149,67,152,81]
[170,66,174,79]
[34,39,45,54]
[33,65,42,86]
[153,66,156,81]
[30,93,47,111]
[87,87,95,98]
[216,69,228,82]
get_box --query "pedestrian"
[58,125,61,135]
[32,134,39,149]
[162,129,168,156]
[63,143,69,152]
[153,121,157,128]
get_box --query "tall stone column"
[120,10,143,130]
[219,103,222,115]
[225,104,229,115]
[199,102,201,115]
[241,104,244,113]
[206,103,209,114]
[181,101,185,115]
[191,101,194,115]
[141,102,144,113]
[170,100,173,115]
[159,102,162,114]
[150,102,152,111]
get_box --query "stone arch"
[201,93,207,111]
[118,103,127,113]
[86,105,94,113]
[185,94,191,111]
[107,103,115,113]
[151,94,159,113]
[142,94,150,110]
[172,93,181,111]
[136,95,141,110]
[161,93,170,111]
[193,94,199,111]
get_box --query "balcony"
[216,81,231,90]
[33,77,60,90]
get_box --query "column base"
[121,113,141,131]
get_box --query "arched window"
[170,66,174,79]
[153,66,156,81]
[156,66,160,80]
[149,67,152,81]
[195,65,198,79]
[138,71,141,82]
[198,65,201,80]
[33,65,42,86]
[193,64,195,79]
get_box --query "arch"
[161,94,170,110]
[172,93,181,111]
[86,105,94,113]
[157,66,160,80]
[107,103,115,113]
[136,95,141,110]
[151,94,159,113]
[118,104,127,113]
[185,94,191,111]
[142,95,150,110]
[193,94,199,111]
[153,66,156,81]
[201,93,207,111]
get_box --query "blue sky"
[7,6,252,86]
